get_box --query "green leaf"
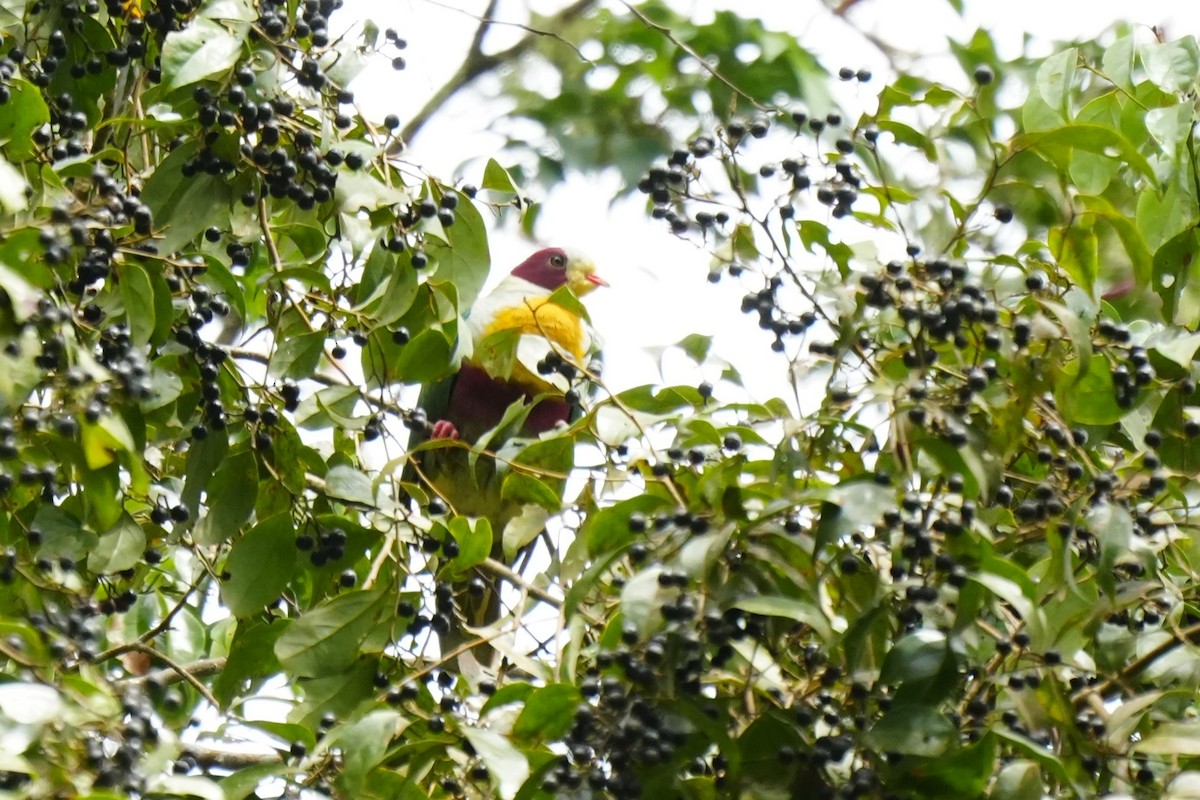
[389,328,454,384]
[1132,721,1200,755]
[148,267,178,346]
[119,262,157,347]
[1102,35,1135,92]
[500,472,560,510]
[87,514,146,574]
[677,333,713,363]
[1146,103,1193,166]
[291,660,376,729]
[81,414,136,470]
[814,480,895,552]
[264,419,308,496]
[219,764,290,800]
[213,619,284,708]
[731,595,830,639]
[139,143,232,255]
[33,506,96,561]
[874,119,936,159]
[1154,330,1200,369]
[336,710,405,794]
[512,684,580,742]
[584,495,670,556]
[619,567,663,634]
[445,517,492,578]
[1053,354,1122,425]
[992,760,1043,800]
[1153,229,1200,324]
[222,514,295,618]
[1035,48,1077,118]
[1077,194,1152,288]
[1142,37,1200,93]
[1137,165,1200,254]
[614,384,701,414]
[335,170,409,212]
[867,706,957,756]
[357,254,418,327]
[268,331,326,379]
[1087,501,1133,599]
[0,262,39,323]
[0,80,49,161]
[797,220,855,275]
[274,590,386,677]
[324,465,375,506]
[546,285,591,323]
[502,505,549,562]
[475,327,521,381]
[1048,222,1098,297]
[193,450,258,546]
[879,629,950,684]
[481,682,535,715]
[892,734,997,796]
[1041,300,1093,369]
[149,776,225,800]
[1069,149,1119,196]
[160,17,249,88]
[481,158,519,193]
[1011,125,1155,181]
[972,565,1038,633]
[296,384,363,431]
[512,436,574,476]
[427,196,490,309]
[0,0,26,29]
[0,158,25,214]
[462,727,529,800]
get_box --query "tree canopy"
[3,0,1200,798]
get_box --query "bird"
[403,247,606,656]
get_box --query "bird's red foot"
[430,420,459,440]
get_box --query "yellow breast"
[482,297,586,361]
[478,297,587,393]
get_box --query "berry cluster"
[295,525,346,567]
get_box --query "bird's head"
[511,247,607,296]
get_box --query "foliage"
[2,0,1200,799]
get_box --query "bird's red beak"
[586,273,609,288]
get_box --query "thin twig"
[363,529,399,590]
[618,1,770,113]
[393,0,598,150]
[94,578,204,663]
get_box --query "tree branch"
[95,578,205,663]
[127,643,223,709]
[183,741,283,769]
[480,556,562,608]
[1074,620,1200,705]
[392,0,599,151]
[831,0,869,15]
[125,657,228,690]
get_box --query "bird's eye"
[550,253,567,268]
